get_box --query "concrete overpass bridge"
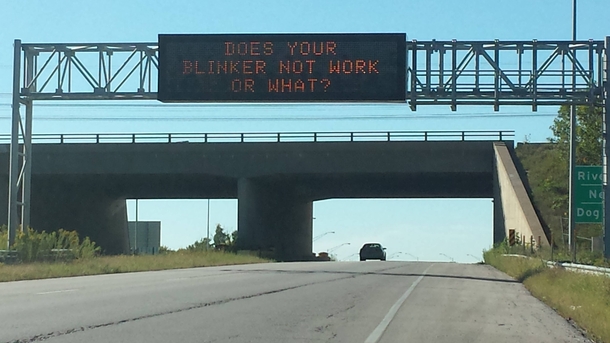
[0,130,547,261]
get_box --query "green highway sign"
[574,165,603,224]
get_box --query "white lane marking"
[165,272,231,282]
[36,289,78,295]
[365,264,434,343]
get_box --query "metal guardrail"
[501,254,610,277]
[0,130,514,144]
[0,249,76,263]
[0,250,18,263]
[551,262,610,277]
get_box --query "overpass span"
[0,130,547,260]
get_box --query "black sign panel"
[157,33,406,102]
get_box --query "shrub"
[0,225,7,250]
[0,227,100,263]
[184,238,212,252]
[158,245,174,254]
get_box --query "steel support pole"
[134,199,138,252]
[569,108,577,256]
[568,0,578,262]
[21,51,34,233]
[7,40,21,249]
[21,101,32,232]
[602,36,610,259]
[206,199,210,249]
[572,0,577,42]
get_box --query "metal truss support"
[13,39,604,106]
[19,42,158,100]
[7,40,21,249]
[21,100,32,235]
[7,40,34,249]
[407,40,605,110]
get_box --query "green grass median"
[0,250,270,282]
[484,248,610,343]
[0,226,271,282]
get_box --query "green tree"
[546,104,603,213]
[213,224,230,247]
[230,230,238,246]
[158,245,174,254]
[549,104,602,165]
[185,237,211,251]
[523,145,568,213]
[546,104,604,244]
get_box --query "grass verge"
[0,250,270,283]
[484,249,610,343]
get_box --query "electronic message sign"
[157,33,406,102]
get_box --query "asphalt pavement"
[0,261,592,343]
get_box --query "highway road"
[0,262,591,343]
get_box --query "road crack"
[6,274,356,343]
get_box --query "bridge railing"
[0,130,514,144]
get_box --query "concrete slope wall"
[493,142,549,247]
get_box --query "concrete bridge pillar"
[30,177,130,254]
[237,178,313,261]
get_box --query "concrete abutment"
[493,143,549,247]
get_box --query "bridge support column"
[30,178,130,254]
[275,198,313,261]
[237,178,313,261]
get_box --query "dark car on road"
[359,243,386,261]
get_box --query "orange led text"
[182,60,267,75]
[225,42,273,56]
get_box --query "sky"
[1,0,609,263]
